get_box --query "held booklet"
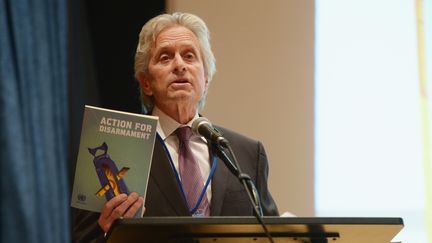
[71,105,158,216]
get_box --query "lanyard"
[157,134,217,215]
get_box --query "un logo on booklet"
[77,193,87,203]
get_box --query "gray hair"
[134,12,216,114]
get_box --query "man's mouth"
[172,79,189,84]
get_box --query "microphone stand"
[211,141,274,243]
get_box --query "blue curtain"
[0,0,69,242]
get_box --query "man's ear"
[139,76,153,96]
[204,78,209,91]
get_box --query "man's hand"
[98,192,144,233]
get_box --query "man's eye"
[184,52,195,60]
[159,54,170,62]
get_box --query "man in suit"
[72,12,278,243]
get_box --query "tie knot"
[176,126,193,142]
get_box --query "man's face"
[141,25,208,111]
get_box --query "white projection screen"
[315,0,427,242]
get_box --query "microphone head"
[192,117,228,147]
[192,117,212,136]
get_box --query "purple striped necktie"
[176,126,210,216]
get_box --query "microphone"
[192,117,229,148]
[192,117,273,242]
[192,117,239,177]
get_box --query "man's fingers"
[106,192,139,222]
[123,196,144,218]
[98,193,142,232]
[100,194,128,219]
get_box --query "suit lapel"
[149,136,190,215]
[209,145,230,216]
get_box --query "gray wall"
[167,0,315,216]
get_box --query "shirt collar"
[152,106,199,140]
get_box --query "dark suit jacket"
[72,126,279,243]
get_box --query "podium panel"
[106,216,403,243]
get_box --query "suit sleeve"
[72,208,106,243]
[255,141,279,216]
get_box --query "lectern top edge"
[106,216,404,243]
[111,216,404,226]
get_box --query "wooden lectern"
[106,216,403,243]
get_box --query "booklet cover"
[71,105,158,216]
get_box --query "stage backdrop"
[167,0,316,216]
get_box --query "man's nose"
[173,54,186,74]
